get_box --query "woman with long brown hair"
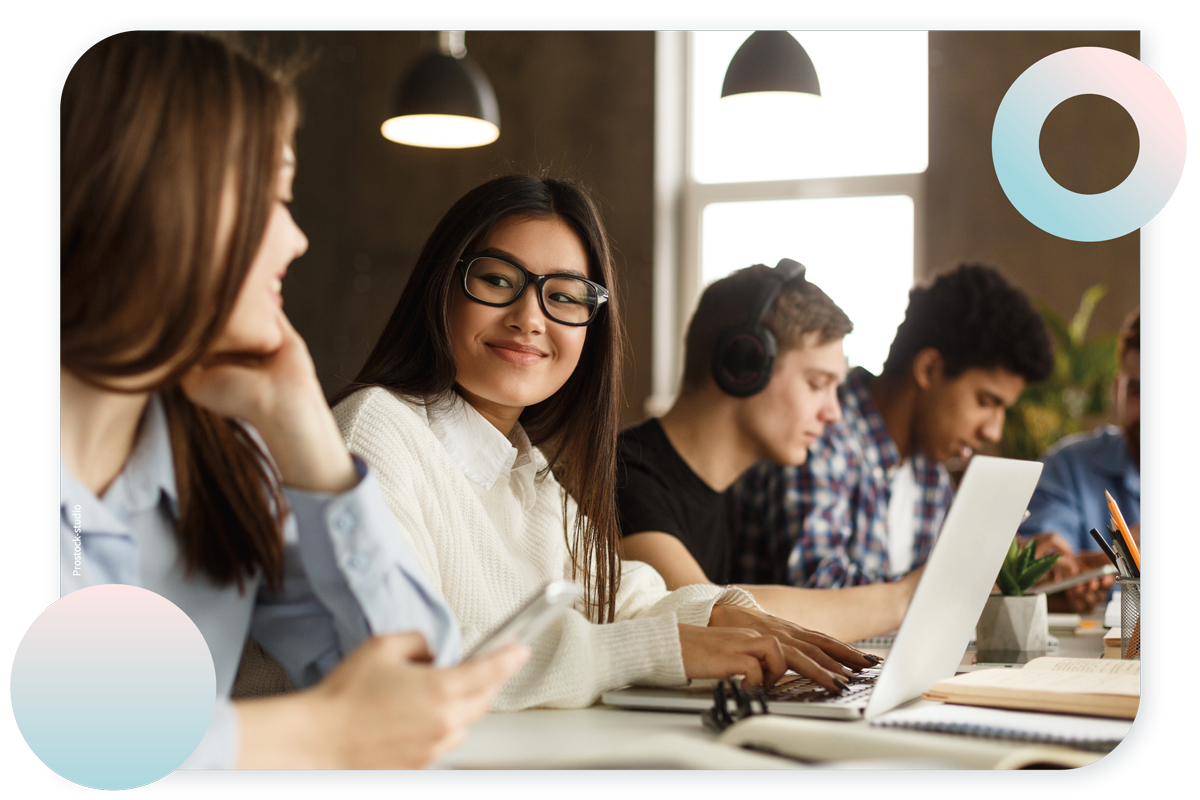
[334,174,873,710]
[60,31,526,768]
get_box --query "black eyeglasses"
[458,253,609,327]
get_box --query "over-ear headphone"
[710,258,807,398]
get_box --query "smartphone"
[1034,564,1118,595]
[465,579,582,660]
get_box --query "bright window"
[650,31,930,412]
[701,195,915,374]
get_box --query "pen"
[1089,527,1119,570]
[1107,525,1129,577]
[1110,516,1139,579]
[1109,524,1138,579]
[1105,490,1140,572]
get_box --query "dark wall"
[253,31,1139,427]
[252,31,655,424]
[926,31,1140,337]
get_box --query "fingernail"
[833,678,849,692]
[863,654,883,665]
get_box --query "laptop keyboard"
[766,666,882,705]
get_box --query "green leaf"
[997,569,1023,597]
[1068,284,1108,344]
[1018,553,1062,592]
[1077,332,1118,366]
[1017,538,1037,576]
[1035,300,1073,352]
[1073,334,1119,386]
[1004,537,1021,572]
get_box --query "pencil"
[1105,490,1140,572]
[1126,616,1141,660]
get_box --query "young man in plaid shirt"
[731,264,1054,595]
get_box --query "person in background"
[1018,307,1139,613]
[333,176,877,709]
[618,262,918,643]
[733,264,1055,592]
[60,31,525,769]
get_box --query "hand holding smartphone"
[465,579,582,660]
[1034,564,1117,595]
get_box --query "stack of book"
[923,656,1138,719]
[1103,628,1122,659]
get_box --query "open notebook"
[602,454,1044,720]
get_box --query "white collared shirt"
[887,459,917,576]
[425,392,540,511]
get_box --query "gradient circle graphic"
[992,46,1186,242]
[11,585,215,790]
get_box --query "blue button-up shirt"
[731,367,954,587]
[60,395,461,768]
[1017,425,1140,553]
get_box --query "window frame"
[649,31,928,416]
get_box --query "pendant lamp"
[721,31,821,99]
[381,31,500,149]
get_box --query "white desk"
[436,706,800,769]
[437,616,1114,770]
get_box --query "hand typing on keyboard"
[766,667,883,703]
[708,605,883,694]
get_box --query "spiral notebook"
[871,703,1132,752]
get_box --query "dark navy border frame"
[42,12,1166,796]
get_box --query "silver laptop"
[601,454,1043,720]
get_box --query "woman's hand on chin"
[181,310,312,423]
[705,605,881,692]
[180,310,358,493]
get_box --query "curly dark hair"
[881,263,1053,383]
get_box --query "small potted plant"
[975,537,1060,661]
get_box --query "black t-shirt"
[616,418,734,584]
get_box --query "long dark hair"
[336,175,627,622]
[61,31,296,591]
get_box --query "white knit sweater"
[334,386,758,710]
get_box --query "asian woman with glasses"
[333,175,874,710]
[60,31,527,769]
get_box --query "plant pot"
[975,593,1048,663]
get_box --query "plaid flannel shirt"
[731,367,955,588]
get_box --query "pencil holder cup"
[1118,577,1140,659]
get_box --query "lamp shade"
[721,31,821,98]
[381,51,500,148]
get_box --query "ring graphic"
[992,47,1186,242]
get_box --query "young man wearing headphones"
[617,261,921,642]
[732,264,1055,603]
